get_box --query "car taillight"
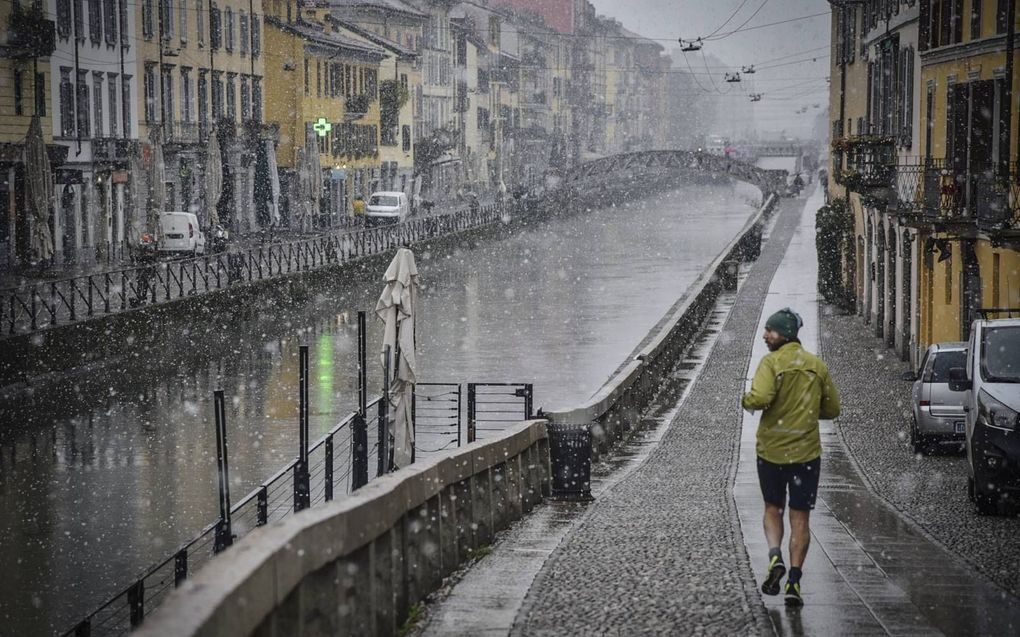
[919,400,930,407]
[189,223,194,238]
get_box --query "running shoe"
[784,581,803,607]
[761,556,786,596]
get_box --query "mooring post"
[213,390,233,553]
[353,311,369,489]
[294,344,311,511]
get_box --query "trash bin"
[547,422,593,501]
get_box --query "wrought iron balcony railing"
[893,158,1020,232]
[832,136,896,191]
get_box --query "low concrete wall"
[546,194,778,456]
[136,420,550,637]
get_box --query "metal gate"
[467,383,534,442]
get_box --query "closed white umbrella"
[307,129,323,223]
[374,247,419,469]
[266,139,281,225]
[25,116,53,262]
[205,125,222,227]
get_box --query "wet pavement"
[415,185,1020,636]
[0,180,761,634]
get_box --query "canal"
[0,178,761,634]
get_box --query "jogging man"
[741,307,840,607]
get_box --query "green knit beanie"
[765,307,803,340]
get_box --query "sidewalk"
[416,186,1020,636]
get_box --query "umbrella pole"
[353,311,368,490]
[379,345,391,475]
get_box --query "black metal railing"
[62,363,535,636]
[894,158,1020,230]
[1,204,505,339]
[832,136,896,191]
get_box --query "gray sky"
[589,0,831,139]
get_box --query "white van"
[364,192,410,226]
[158,211,206,256]
[949,315,1020,514]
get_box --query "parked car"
[158,211,206,257]
[365,192,410,226]
[948,316,1020,514]
[904,342,968,454]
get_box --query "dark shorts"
[757,456,821,511]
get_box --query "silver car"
[904,342,968,454]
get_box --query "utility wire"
[702,0,754,39]
[704,0,771,41]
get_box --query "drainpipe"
[1003,0,1015,179]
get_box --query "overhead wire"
[704,0,771,41]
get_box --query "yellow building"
[136,0,271,231]
[264,2,386,225]
[1,0,59,267]
[829,0,1020,366]
[913,0,1020,347]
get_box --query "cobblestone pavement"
[820,309,1020,598]
[509,196,805,636]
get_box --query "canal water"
[0,179,761,634]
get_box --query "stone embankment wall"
[136,420,550,637]
[545,194,778,455]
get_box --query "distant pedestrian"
[353,195,366,218]
[741,308,840,607]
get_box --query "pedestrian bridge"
[564,149,788,195]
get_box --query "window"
[212,71,223,119]
[76,70,90,137]
[161,65,174,125]
[225,7,234,51]
[104,0,117,44]
[997,0,1009,33]
[75,0,85,40]
[88,0,101,43]
[210,2,221,49]
[181,67,192,121]
[489,16,499,46]
[930,350,966,382]
[161,0,174,41]
[13,70,23,116]
[304,58,309,95]
[240,75,249,119]
[180,0,188,43]
[108,72,118,135]
[971,0,982,39]
[93,72,103,136]
[198,71,208,124]
[316,59,321,97]
[121,74,131,135]
[144,63,157,122]
[57,0,71,37]
[402,124,410,151]
[196,0,204,45]
[35,72,46,116]
[239,11,248,55]
[60,69,74,136]
[225,72,236,119]
[142,0,153,38]
[119,0,128,45]
[250,15,260,57]
[252,77,262,122]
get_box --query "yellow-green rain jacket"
[741,341,841,464]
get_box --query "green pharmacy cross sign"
[313,118,332,137]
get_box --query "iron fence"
[466,383,534,442]
[2,204,505,339]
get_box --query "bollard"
[213,390,234,552]
[353,312,369,489]
[546,423,594,501]
[294,345,311,511]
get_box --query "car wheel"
[910,419,925,455]
[972,471,1000,515]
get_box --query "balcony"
[92,137,138,165]
[832,136,896,193]
[164,120,207,145]
[892,159,1020,235]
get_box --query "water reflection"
[0,180,759,633]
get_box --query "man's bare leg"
[789,508,811,568]
[760,503,787,595]
[764,502,785,549]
